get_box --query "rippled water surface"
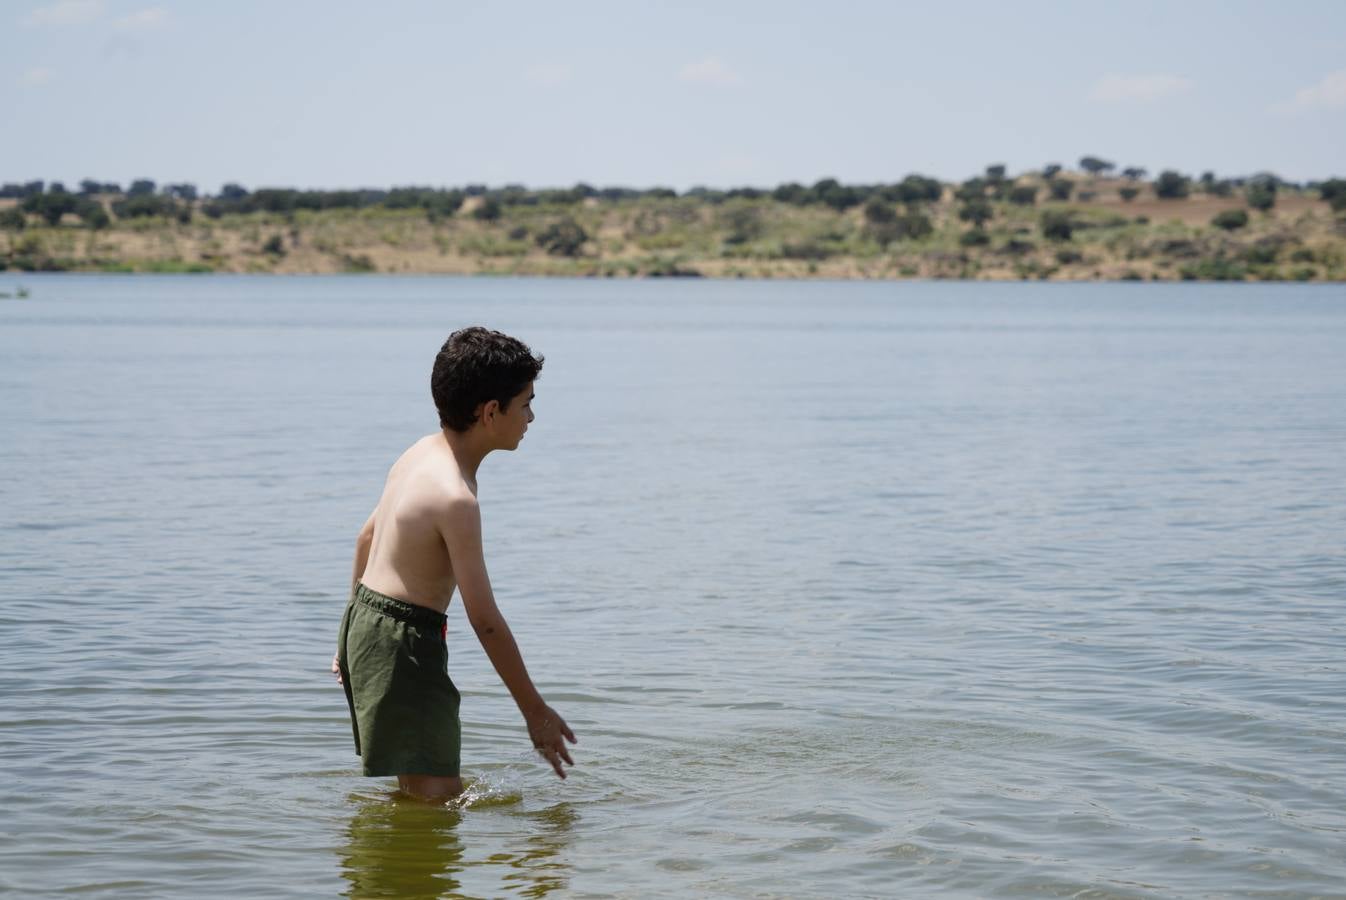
[2,275,1344,898]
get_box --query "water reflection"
[339,790,576,899]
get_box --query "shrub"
[719,205,764,244]
[1048,179,1073,201]
[535,217,588,256]
[862,198,897,224]
[1245,179,1276,212]
[958,199,993,227]
[1212,209,1249,231]
[1118,186,1140,202]
[0,207,26,230]
[1008,185,1038,206]
[472,198,502,221]
[1154,171,1190,199]
[1055,248,1084,264]
[1180,257,1245,281]
[262,235,286,256]
[1318,178,1346,212]
[959,229,990,247]
[1042,163,1062,179]
[1040,210,1074,241]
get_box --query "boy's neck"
[441,427,490,486]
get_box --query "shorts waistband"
[353,582,447,629]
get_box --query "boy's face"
[498,381,535,450]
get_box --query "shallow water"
[2,274,1344,898]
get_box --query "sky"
[4,0,1345,193]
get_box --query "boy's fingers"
[562,723,576,743]
[559,747,574,766]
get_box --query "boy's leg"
[397,774,464,801]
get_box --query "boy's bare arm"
[351,511,376,594]
[332,511,376,685]
[440,496,577,778]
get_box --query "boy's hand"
[331,651,343,686]
[526,705,577,779]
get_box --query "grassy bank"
[2,177,1343,281]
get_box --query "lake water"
[1,274,1344,898]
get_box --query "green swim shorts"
[337,583,461,777]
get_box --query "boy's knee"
[397,774,463,801]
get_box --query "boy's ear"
[479,399,500,422]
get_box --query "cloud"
[113,6,167,30]
[678,57,742,87]
[20,67,53,86]
[523,63,572,88]
[1278,69,1346,113]
[23,0,103,26]
[1089,74,1192,103]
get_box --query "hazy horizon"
[5,0,1345,193]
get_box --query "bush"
[1318,178,1346,212]
[1118,186,1140,202]
[79,201,110,230]
[1040,210,1074,241]
[535,217,588,256]
[862,198,897,224]
[1245,179,1276,212]
[262,235,286,256]
[472,198,502,222]
[1055,248,1084,264]
[1008,185,1038,206]
[0,207,26,230]
[1180,257,1245,281]
[867,212,933,247]
[1212,209,1249,231]
[959,229,990,247]
[1048,179,1073,201]
[720,205,764,244]
[958,199,993,227]
[1154,171,1190,199]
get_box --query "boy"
[333,326,576,801]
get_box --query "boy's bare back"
[358,434,476,613]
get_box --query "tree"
[985,164,1007,181]
[1319,178,1346,212]
[1212,209,1249,230]
[1079,156,1115,176]
[128,179,156,196]
[1153,170,1190,199]
[955,177,987,203]
[23,192,78,226]
[220,183,249,201]
[1245,177,1276,212]
[1008,185,1039,206]
[472,197,502,222]
[1042,163,1062,179]
[1122,167,1147,181]
[772,182,808,204]
[883,174,942,206]
[862,197,897,224]
[958,199,993,228]
[1048,179,1073,201]
[1118,186,1140,202]
[535,217,588,256]
[262,234,286,256]
[1041,210,1074,241]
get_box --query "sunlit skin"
[333,382,576,801]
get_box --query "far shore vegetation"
[3,159,1345,281]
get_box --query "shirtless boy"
[333,326,576,801]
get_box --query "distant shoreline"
[4,175,1342,282]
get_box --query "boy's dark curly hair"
[431,327,544,432]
